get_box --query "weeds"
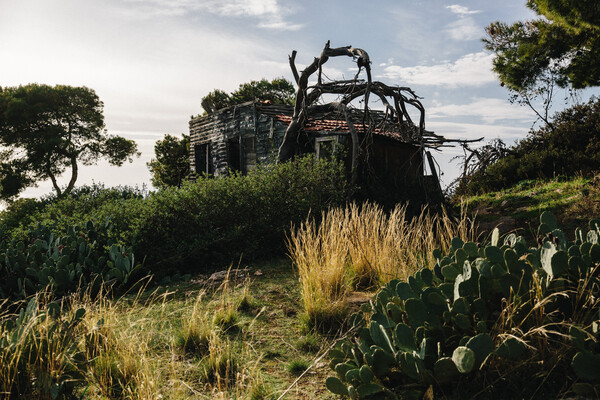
[174,293,212,357]
[0,274,292,399]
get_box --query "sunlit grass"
[289,202,475,331]
[0,276,282,400]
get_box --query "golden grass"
[0,278,268,400]
[289,202,476,329]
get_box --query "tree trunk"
[64,156,78,195]
[48,171,62,197]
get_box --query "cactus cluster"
[326,212,600,398]
[0,219,142,299]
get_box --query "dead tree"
[447,139,509,195]
[277,41,480,187]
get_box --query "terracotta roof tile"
[272,115,410,142]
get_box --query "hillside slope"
[455,174,600,240]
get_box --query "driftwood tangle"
[277,41,480,184]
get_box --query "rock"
[204,268,249,287]
[345,291,372,312]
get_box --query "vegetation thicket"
[456,96,600,196]
[0,155,348,280]
[326,212,600,399]
[462,1,600,198]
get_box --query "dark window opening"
[195,143,213,175]
[243,136,257,172]
[316,137,340,160]
[227,139,241,172]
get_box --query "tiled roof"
[271,114,411,142]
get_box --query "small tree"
[147,134,190,189]
[0,84,139,199]
[200,78,295,114]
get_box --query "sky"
[1,0,596,198]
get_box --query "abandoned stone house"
[189,100,442,201]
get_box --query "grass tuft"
[199,336,240,385]
[286,358,310,376]
[296,334,321,353]
[290,202,475,331]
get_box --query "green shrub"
[458,96,600,195]
[0,184,146,243]
[0,157,347,278]
[326,212,600,398]
[0,198,45,241]
[133,155,348,277]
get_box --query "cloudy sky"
[1,0,595,197]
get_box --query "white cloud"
[124,0,303,30]
[428,120,527,142]
[429,97,535,123]
[446,5,481,16]
[258,19,303,31]
[379,58,395,67]
[444,4,483,41]
[444,17,482,41]
[380,52,496,87]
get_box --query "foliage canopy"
[0,84,139,199]
[484,0,600,90]
[147,134,190,189]
[200,78,295,114]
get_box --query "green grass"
[114,259,336,399]
[456,175,600,238]
[286,358,310,376]
[0,258,338,399]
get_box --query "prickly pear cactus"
[326,212,600,398]
[0,219,142,299]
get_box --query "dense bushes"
[133,156,348,277]
[0,184,146,244]
[0,156,348,279]
[326,212,600,398]
[457,97,600,195]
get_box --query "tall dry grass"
[0,293,89,400]
[0,278,267,400]
[289,202,476,330]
